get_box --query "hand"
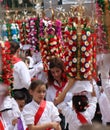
[12,118,18,126]
[50,122,61,130]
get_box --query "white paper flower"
[81,68,86,72]
[85,41,89,46]
[82,35,87,41]
[66,56,69,61]
[69,40,73,45]
[86,31,91,36]
[81,58,86,63]
[73,58,77,63]
[84,73,88,78]
[71,68,76,72]
[72,35,77,40]
[69,61,72,66]
[85,63,89,68]
[81,46,86,52]
[50,41,57,46]
[85,52,89,57]
[72,46,77,52]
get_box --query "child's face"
[16,99,25,111]
[30,85,46,104]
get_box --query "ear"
[29,89,33,96]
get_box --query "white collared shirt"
[0,96,26,130]
[13,61,31,89]
[46,81,72,103]
[57,97,97,130]
[22,100,61,126]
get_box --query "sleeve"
[49,102,61,122]
[57,102,78,123]
[19,61,31,89]
[85,97,97,120]
[34,62,44,74]
[22,105,34,125]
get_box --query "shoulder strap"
[76,112,88,124]
[34,100,46,125]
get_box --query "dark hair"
[10,41,20,54]
[48,57,67,85]
[29,80,46,91]
[72,95,88,112]
[13,90,26,101]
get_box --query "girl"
[56,80,97,130]
[23,80,61,130]
[46,57,72,130]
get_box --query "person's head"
[72,95,89,112]
[29,80,46,104]
[79,122,110,130]
[13,90,26,111]
[48,57,67,84]
[10,41,20,55]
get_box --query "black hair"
[29,80,46,91]
[48,56,67,85]
[72,95,89,112]
[13,90,26,101]
[10,41,20,54]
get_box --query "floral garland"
[16,19,30,45]
[95,2,108,53]
[2,23,20,42]
[28,17,39,48]
[0,41,13,86]
[39,19,64,72]
[64,17,97,80]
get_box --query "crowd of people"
[0,40,110,130]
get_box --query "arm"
[54,78,75,105]
[27,122,61,130]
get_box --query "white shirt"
[13,61,31,89]
[29,61,47,83]
[46,81,72,103]
[0,96,25,130]
[23,100,61,127]
[57,97,97,130]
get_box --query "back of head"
[72,95,88,112]
[10,41,20,54]
[13,90,26,101]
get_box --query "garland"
[64,17,97,80]
[0,41,13,86]
[2,23,20,42]
[95,2,108,53]
[17,19,30,45]
[39,19,64,72]
[28,17,39,49]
